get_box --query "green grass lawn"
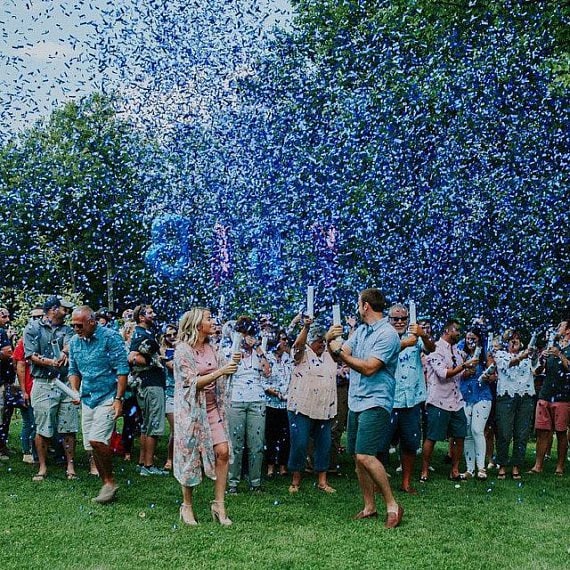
[0,417,568,570]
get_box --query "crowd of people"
[0,291,569,529]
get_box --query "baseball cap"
[43,295,74,312]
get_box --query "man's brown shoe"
[384,505,403,529]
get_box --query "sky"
[0,0,292,136]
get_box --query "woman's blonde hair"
[178,307,210,347]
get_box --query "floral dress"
[173,341,232,487]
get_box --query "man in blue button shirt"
[385,303,435,494]
[326,288,403,528]
[69,306,129,504]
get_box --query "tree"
[0,93,155,311]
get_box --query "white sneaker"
[92,483,118,504]
[22,454,34,464]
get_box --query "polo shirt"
[344,317,400,413]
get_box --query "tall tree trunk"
[105,254,114,311]
[68,251,76,293]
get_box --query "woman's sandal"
[288,484,300,494]
[497,471,507,480]
[211,501,232,526]
[317,484,336,494]
[32,473,46,482]
[179,503,198,526]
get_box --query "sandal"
[66,472,79,481]
[526,468,541,475]
[511,471,521,480]
[554,470,564,477]
[32,473,47,482]
[448,473,466,482]
[477,469,488,481]
[419,475,429,483]
[497,470,506,480]
[288,484,300,494]
[317,484,336,494]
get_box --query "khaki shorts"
[137,385,165,436]
[82,400,115,451]
[31,379,80,437]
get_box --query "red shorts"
[534,399,570,432]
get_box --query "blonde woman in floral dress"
[173,308,239,526]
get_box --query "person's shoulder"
[130,327,148,346]
[68,333,80,346]
[376,320,399,341]
[0,328,10,347]
[24,319,42,335]
[58,324,74,336]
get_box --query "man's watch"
[114,396,124,402]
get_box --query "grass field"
[0,416,568,570]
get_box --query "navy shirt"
[129,326,166,388]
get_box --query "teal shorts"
[425,404,467,441]
[347,406,391,456]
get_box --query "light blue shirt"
[344,317,400,413]
[393,336,426,408]
[68,325,130,409]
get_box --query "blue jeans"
[287,411,332,473]
[20,405,37,457]
[228,401,266,488]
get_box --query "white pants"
[463,400,492,472]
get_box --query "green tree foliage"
[0,93,153,311]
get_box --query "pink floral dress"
[173,341,233,487]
